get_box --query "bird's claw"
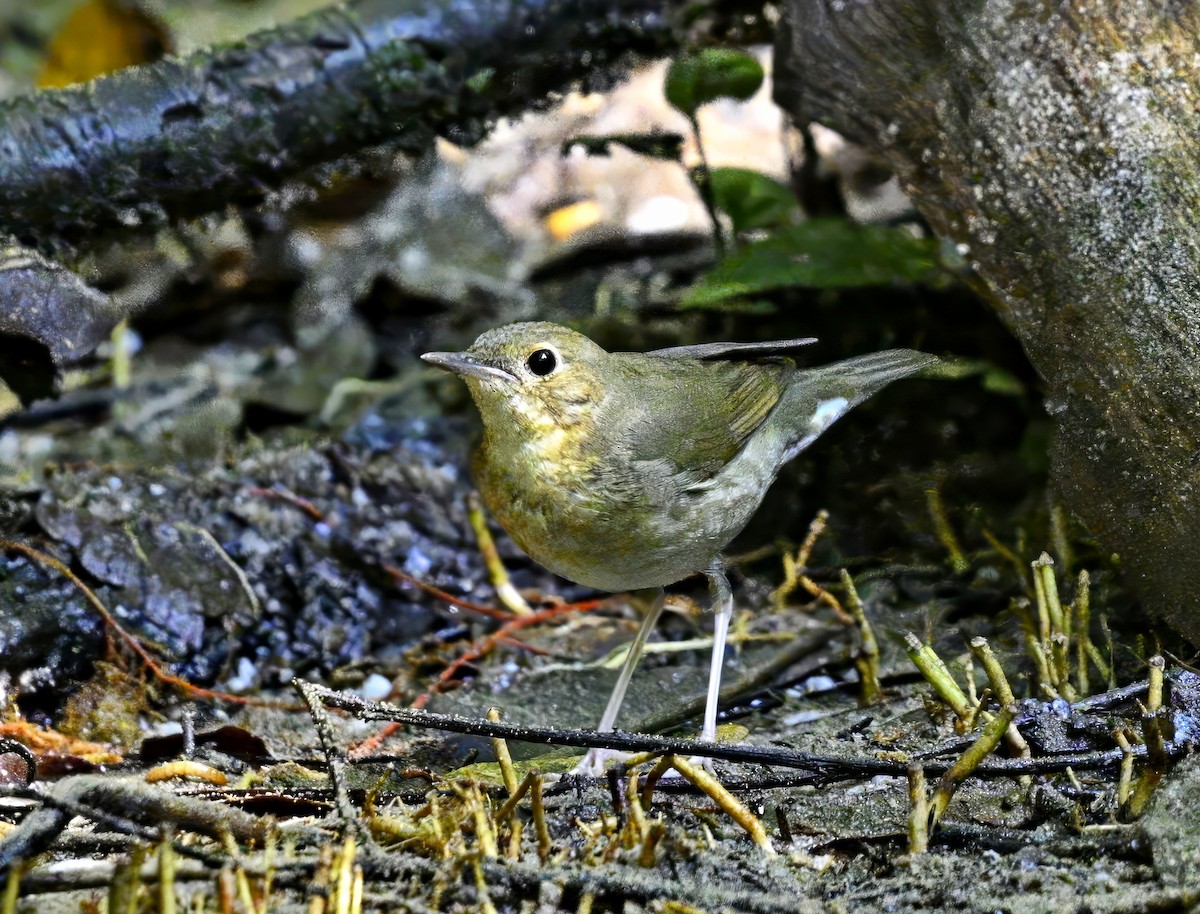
[574,747,631,777]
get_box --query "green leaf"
[665,49,764,118]
[562,132,685,161]
[682,220,940,310]
[708,167,798,234]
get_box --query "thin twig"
[294,680,361,833]
[306,680,1195,781]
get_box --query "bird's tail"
[779,349,940,462]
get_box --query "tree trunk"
[774,0,1200,641]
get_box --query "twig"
[841,570,882,704]
[486,708,521,797]
[967,637,1031,757]
[468,493,532,616]
[929,703,1016,827]
[926,488,969,574]
[294,680,361,832]
[904,632,974,725]
[668,755,774,856]
[383,564,516,622]
[906,765,928,854]
[530,774,551,862]
[305,680,1196,781]
[772,511,849,622]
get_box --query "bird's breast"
[473,431,775,592]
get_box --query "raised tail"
[778,349,940,462]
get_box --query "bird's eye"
[525,348,558,377]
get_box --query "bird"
[422,322,936,755]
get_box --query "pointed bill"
[421,351,516,383]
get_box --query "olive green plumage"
[423,322,937,593]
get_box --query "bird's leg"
[702,559,734,743]
[597,589,666,732]
[576,590,666,775]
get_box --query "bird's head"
[422,322,608,440]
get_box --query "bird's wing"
[646,338,817,360]
[612,356,787,483]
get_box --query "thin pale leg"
[576,590,665,775]
[701,560,733,742]
[597,589,666,732]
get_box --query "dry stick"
[310,680,1189,780]
[244,487,325,521]
[1128,655,1168,818]
[1031,556,1052,644]
[640,755,676,809]
[494,771,536,827]
[221,835,256,914]
[841,569,882,705]
[472,857,499,914]
[1113,730,1136,812]
[1033,554,1072,697]
[334,834,357,914]
[158,835,177,914]
[384,564,517,622]
[458,784,497,859]
[1023,629,1060,700]
[0,538,289,708]
[530,775,552,863]
[926,488,969,574]
[1,864,19,914]
[294,679,361,832]
[218,866,237,914]
[174,522,262,619]
[260,831,278,914]
[468,492,532,616]
[411,599,606,709]
[307,845,334,914]
[350,864,364,914]
[773,510,850,622]
[668,756,775,857]
[486,709,521,797]
[624,770,648,847]
[0,776,266,876]
[1147,654,1165,713]
[111,846,146,914]
[906,764,929,854]
[1075,570,1092,696]
[1034,553,1066,634]
[980,528,1027,583]
[929,704,1017,828]
[1049,502,1074,576]
[637,821,665,868]
[967,637,1031,757]
[904,633,975,725]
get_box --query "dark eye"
[526,348,557,376]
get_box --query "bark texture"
[775,1,1200,640]
[0,0,761,396]
[0,0,703,246]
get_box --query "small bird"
[423,322,936,751]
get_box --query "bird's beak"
[421,351,516,383]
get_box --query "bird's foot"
[573,747,633,777]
